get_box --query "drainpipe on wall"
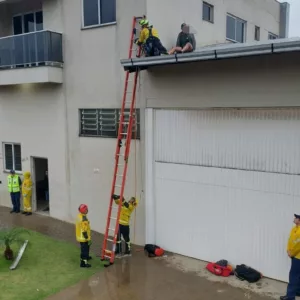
[279,2,290,38]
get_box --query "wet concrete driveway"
[0,207,273,300]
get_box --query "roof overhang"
[121,38,300,72]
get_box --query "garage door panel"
[155,109,300,175]
[155,162,300,281]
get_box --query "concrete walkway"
[0,206,286,300]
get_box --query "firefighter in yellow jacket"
[76,204,92,268]
[113,194,138,256]
[22,171,33,216]
[280,214,300,300]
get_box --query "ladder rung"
[120,133,128,135]
[116,174,123,177]
[107,238,114,242]
[116,154,125,156]
[110,217,117,220]
[108,227,115,231]
[105,249,112,253]
[117,164,124,166]
[115,184,121,188]
[104,255,111,258]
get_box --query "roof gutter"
[121,39,300,72]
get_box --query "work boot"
[124,250,131,256]
[26,212,32,216]
[80,260,91,268]
[22,211,27,214]
[10,210,15,214]
[87,256,92,261]
[279,296,293,300]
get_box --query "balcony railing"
[0,30,63,69]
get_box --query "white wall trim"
[145,108,155,243]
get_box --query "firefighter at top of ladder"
[113,194,138,256]
[135,19,168,57]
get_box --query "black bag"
[234,264,262,283]
[144,244,164,257]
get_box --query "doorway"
[32,157,49,213]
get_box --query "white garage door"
[153,108,300,281]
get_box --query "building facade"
[0,0,293,280]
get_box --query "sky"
[279,0,300,37]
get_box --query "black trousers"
[116,225,130,253]
[80,242,90,260]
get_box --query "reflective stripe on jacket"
[7,175,20,193]
[287,226,300,259]
[76,213,91,242]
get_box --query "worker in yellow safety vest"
[113,194,138,256]
[136,19,168,56]
[76,204,92,268]
[22,171,33,216]
[7,170,22,214]
[281,214,300,300]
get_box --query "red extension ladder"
[101,16,144,265]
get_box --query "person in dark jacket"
[168,23,196,55]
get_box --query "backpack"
[144,28,160,57]
[206,262,233,277]
[234,264,262,283]
[144,244,165,257]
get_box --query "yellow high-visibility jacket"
[22,172,32,197]
[137,27,159,44]
[76,213,91,243]
[114,198,138,226]
[287,226,300,259]
[7,175,21,193]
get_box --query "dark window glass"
[255,26,260,41]
[100,0,116,24]
[83,0,99,27]
[35,11,44,31]
[14,144,22,171]
[13,16,23,35]
[24,13,35,33]
[203,2,213,22]
[236,20,244,43]
[4,144,13,170]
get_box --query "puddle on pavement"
[0,206,273,300]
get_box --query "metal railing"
[0,30,63,69]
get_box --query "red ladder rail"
[101,15,144,265]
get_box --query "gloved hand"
[88,240,92,246]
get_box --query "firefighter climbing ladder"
[101,16,144,266]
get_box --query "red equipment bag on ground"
[206,262,233,277]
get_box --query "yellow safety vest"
[7,175,20,193]
[76,213,91,243]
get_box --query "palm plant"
[0,227,29,260]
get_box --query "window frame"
[226,14,247,43]
[202,2,214,23]
[3,142,22,173]
[12,10,43,35]
[81,0,116,30]
[254,26,260,41]
[79,108,141,139]
[268,32,278,40]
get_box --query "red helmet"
[79,204,88,214]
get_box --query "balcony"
[0,30,63,85]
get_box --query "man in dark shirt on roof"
[168,23,196,55]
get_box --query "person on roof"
[168,23,196,55]
[22,171,33,216]
[136,19,168,57]
[76,204,92,268]
[112,194,138,256]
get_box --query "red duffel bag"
[206,262,233,277]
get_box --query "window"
[13,11,43,35]
[226,14,246,43]
[268,32,278,40]
[79,109,140,139]
[3,143,22,172]
[255,26,260,41]
[82,0,116,27]
[202,2,214,23]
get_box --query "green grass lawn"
[0,230,104,300]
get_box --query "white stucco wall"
[147,0,281,48]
